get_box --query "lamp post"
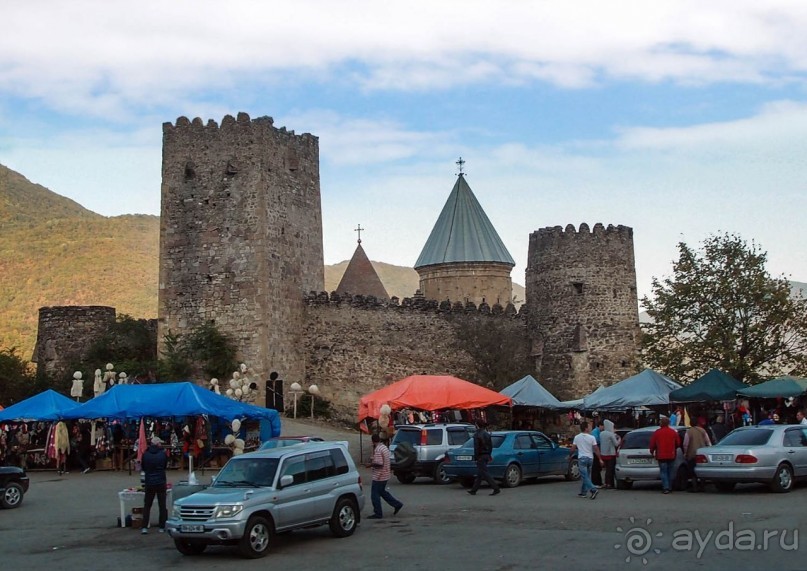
[290,382,302,419]
[308,385,320,419]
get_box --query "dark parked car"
[444,430,578,488]
[1,466,30,509]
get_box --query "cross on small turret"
[355,223,364,244]
[456,156,465,176]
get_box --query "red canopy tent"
[357,374,512,424]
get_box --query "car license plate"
[712,454,732,462]
[627,458,651,465]
[180,524,205,533]
[456,455,473,461]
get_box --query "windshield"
[718,429,773,446]
[213,457,279,488]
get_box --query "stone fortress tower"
[33,306,117,382]
[414,160,515,307]
[525,223,640,400]
[158,113,324,402]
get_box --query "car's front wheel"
[770,463,793,493]
[1,482,24,509]
[329,497,358,538]
[174,539,207,555]
[503,463,522,488]
[238,516,272,558]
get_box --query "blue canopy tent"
[669,369,748,402]
[500,375,565,409]
[60,382,281,438]
[582,369,682,411]
[0,389,80,422]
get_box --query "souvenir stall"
[738,376,807,424]
[499,375,568,437]
[669,369,749,438]
[0,390,80,470]
[357,374,512,462]
[60,382,282,527]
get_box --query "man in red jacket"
[649,417,681,494]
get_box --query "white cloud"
[4,1,807,116]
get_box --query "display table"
[118,488,173,528]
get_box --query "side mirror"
[279,474,294,488]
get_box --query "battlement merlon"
[162,113,319,146]
[529,223,633,244]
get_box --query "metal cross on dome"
[355,223,364,244]
[456,156,465,176]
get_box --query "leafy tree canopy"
[641,233,807,384]
[0,347,49,406]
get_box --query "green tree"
[641,233,807,383]
[0,347,48,405]
[83,314,158,381]
[183,321,238,380]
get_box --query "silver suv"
[166,441,364,558]
[389,423,476,484]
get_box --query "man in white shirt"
[797,410,807,425]
[570,422,605,500]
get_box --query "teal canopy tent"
[670,369,748,402]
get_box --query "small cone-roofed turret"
[335,225,389,300]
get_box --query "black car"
[0,466,30,509]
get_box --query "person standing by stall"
[141,436,168,534]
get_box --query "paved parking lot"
[2,420,806,570]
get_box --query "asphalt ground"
[2,418,806,571]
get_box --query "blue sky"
[2,1,806,303]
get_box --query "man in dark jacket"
[141,436,169,534]
[468,419,500,496]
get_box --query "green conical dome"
[415,175,515,269]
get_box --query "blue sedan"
[444,431,578,488]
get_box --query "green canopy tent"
[737,376,807,399]
[670,369,748,402]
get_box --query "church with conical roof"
[414,158,515,307]
[335,224,389,300]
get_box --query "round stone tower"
[33,306,116,381]
[525,223,640,400]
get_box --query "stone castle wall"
[525,223,640,400]
[33,306,117,382]
[302,293,529,421]
[158,113,324,403]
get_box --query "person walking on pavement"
[468,419,501,496]
[649,417,681,494]
[570,421,604,499]
[141,436,169,534]
[366,433,403,519]
[683,416,711,492]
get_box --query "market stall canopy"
[582,369,682,411]
[500,375,564,409]
[669,369,748,402]
[0,389,80,422]
[358,375,512,423]
[737,376,807,399]
[560,386,605,410]
[59,382,281,436]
